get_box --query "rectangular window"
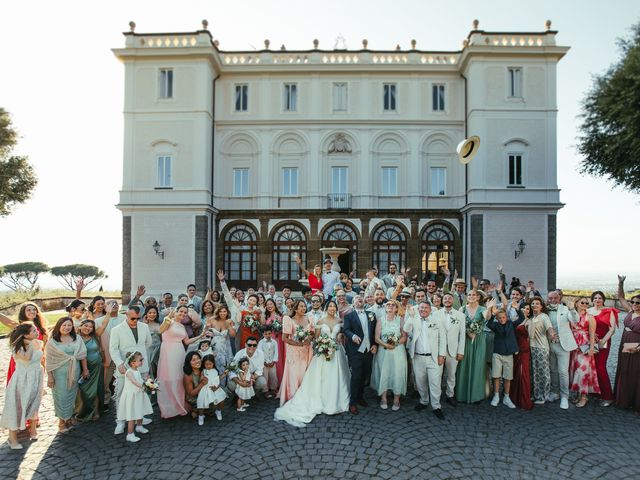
[157,156,172,187]
[159,69,173,98]
[233,168,249,196]
[508,67,522,98]
[383,83,396,111]
[283,83,297,111]
[282,167,299,196]
[430,167,446,196]
[432,84,445,111]
[331,167,348,193]
[381,167,398,195]
[508,154,523,186]
[235,84,248,111]
[333,83,348,111]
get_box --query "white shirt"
[322,270,341,297]
[257,338,279,364]
[231,348,265,379]
[442,309,452,329]
[354,309,371,354]
[415,316,432,355]
[309,309,323,325]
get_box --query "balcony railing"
[327,193,351,209]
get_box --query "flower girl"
[117,351,154,443]
[235,357,255,412]
[197,355,227,423]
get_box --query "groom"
[343,295,377,414]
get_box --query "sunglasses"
[247,343,258,347]
[629,301,640,305]
[578,301,589,305]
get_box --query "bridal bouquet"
[269,318,282,333]
[243,314,260,332]
[143,378,160,395]
[293,325,311,343]
[312,334,338,361]
[466,320,484,341]
[226,361,241,375]
[382,333,399,346]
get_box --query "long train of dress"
[274,323,350,427]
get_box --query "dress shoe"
[414,403,428,411]
[445,396,458,407]
[358,399,369,407]
[433,409,445,420]
[349,405,359,415]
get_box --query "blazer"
[109,321,152,375]
[343,310,377,357]
[549,305,578,352]
[487,311,525,355]
[403,312,446,367]
[434,308,466,357]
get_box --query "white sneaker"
[534,399,546,405]
[215,410,222,421]
[560,397,569,410]
[114,422,125,435]
[490,395,500,407]
[126,433,140,443]
[135,425,149,434]
[503,396,516,409]
[197,415,205,426]
[546,393,559,402]
[141,417,152,425]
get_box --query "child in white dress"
[117,351,153,443]
[235,357,255,412]
[197,355,227,423]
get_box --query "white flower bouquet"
[243,314,260,332]
[293,324,311,343]
[143,378,160,394]
[312,333,338,361]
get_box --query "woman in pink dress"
[569,297,600,407]
[279,300,314,405]
[157,305,204,418]
[264,298,285,385]
[589,291,619,406]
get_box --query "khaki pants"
[264,365,278,391]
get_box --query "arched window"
[272,223,307,287]
[223,224,258,288]
[421,223,456,281]
[372,223,406,274]
[321,223,358,273]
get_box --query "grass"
[0,310,67,336]
[0,289,121,310]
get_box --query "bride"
[274,300,351,427]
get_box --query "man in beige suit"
[435,293,466,407]
[404,302,446,419]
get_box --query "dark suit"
[343,310,377,407]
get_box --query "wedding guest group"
[1,267,639,443]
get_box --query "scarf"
[45,338,87,389]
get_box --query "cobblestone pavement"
[1,328,638,480]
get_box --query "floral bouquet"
[382,333,399,346]
[312,334,338,361]
[269,318,283,333]
[243,314,260,332]
[226,361,241,375]
[293,325,311,343]
[143,378,160,395]
[466,320,484,341]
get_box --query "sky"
[0,0,639,291]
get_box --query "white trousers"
[443,354,459,398]
[412,355,443,410]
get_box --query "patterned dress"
[527,314,553,402]
[569,312,600,395]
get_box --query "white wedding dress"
[274,323,351,427]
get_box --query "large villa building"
[113,20,568,298]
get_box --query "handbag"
[579,343,599,354]
[622,342,640,354]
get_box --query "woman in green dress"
[455,290,489,403]
[45,317,88,432]
[75,319,104,421]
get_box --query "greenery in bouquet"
[243,314,260,331]
[293,324,311,342]
[382,332,399,346]
[143,378,160,395]
[312,333,338,361]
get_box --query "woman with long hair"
[527,297,557,405]
[569,297,599,407]
[66,299,87,328]
[588,290,618,406]
[0,323,44,449]
[264,298,285,385]
[45,316,88,432]
[511,303,533,410]
[455,290,488,403]
[614,275,640,412]
[205,304,236,383]
[75,319,105,421]
[279,300,314,405]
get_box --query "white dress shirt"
[231,348,265,379]
[257,338,279,364]
[415,316,432,355]
[354,309,371,353]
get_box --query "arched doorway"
[372,223,407,275]
[421,222,457,284]
[321,222,358,274]
[271,223,307,289]
[223,223,258,290]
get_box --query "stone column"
[257,217,272,286]
[407,217,421,275]
[358,217,372,276]
[308,218,320,266]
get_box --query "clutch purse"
[622,343,640,353]
[579,343,599,354]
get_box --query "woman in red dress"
[295,256,323,294]
[238,294,263,349]
[1,303,48,385]
[569,297,600,407]
[511,303,533,410]
[264,298,285,385]
[588,290,619,406]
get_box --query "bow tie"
[547,305,558,311]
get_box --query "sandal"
[576,398,588,408]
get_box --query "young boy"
[486,303,524,408]
[257,326,279,398]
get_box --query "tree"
[0,108,38,216]
[50,264,107,298]
[0,262,49,291]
